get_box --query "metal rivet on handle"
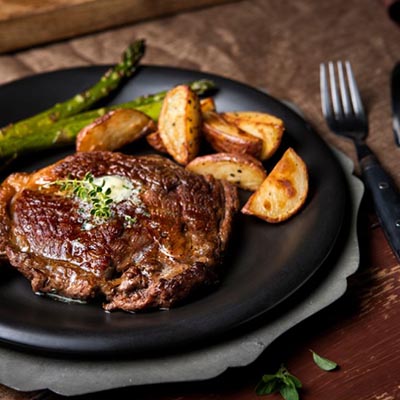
[379,182,389,189]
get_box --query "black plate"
[0,66,347,356]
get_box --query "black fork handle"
[360,152,400,262]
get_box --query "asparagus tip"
[123,39,146,64]
[189,79,216,95]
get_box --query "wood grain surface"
[0,0,236,53]
[0,0,399,399]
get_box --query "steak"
[0,152,238,311]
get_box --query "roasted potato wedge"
[76,108,155,152]
[222,111,284,160]
[202,112,263,159]
[158,85,202,165]
[200,97,216,113]
[146,131,168,153]
[241,148,308,223]
[186,152,267,191]
[148,98,215,154]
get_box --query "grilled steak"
[0,152,238,311]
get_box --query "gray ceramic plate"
[0,66,347,356]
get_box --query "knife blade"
[391,62,400,146]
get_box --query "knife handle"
[360,154,400,262]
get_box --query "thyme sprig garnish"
[46,172,145,229]
[52,172,113,219]
[124,214,137,226]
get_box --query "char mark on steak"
[0,152,238,311]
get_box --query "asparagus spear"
[0,39,145,154]
[69,78,215,122]
[0,79,215,158]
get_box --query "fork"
[320,61,400,262]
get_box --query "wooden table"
[1,0,400,399]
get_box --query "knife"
[391,62,400,146]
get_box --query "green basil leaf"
[255,364,302,397]
[276,364,287,379]
[288,374,302,389]
[262,374,278,383]
[311,350,338,371]
[255,378,279,395]
[282,375,295,388]
[280,385,299,400]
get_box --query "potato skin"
[158,85,202,165]
[202,112,263,159]
[76,108,155,152]
[222,111,284,160]
[186,152,267,191]
[146,131,168,153]
[200,97,216,113]
[147,98,216,154]
[241,147,308,222]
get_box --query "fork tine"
[345,61,365,117]
[328,61,343,116]
[320,60,368,139]
[337,61,352,116]
[320,63,333,119]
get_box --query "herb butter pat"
[92,175,138,203]
[46,172,143,223]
